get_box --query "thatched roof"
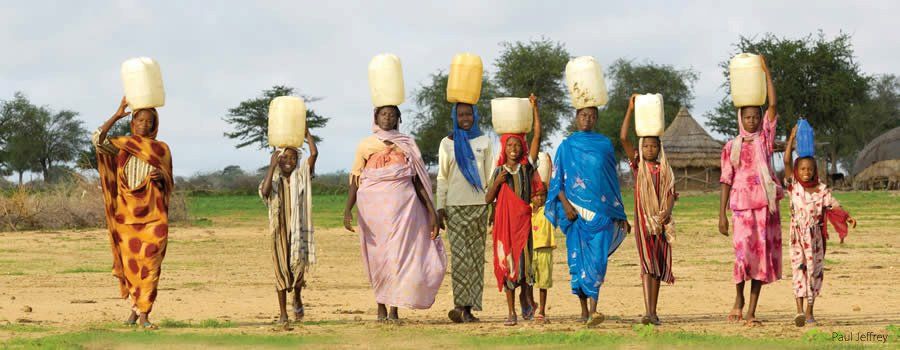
[853,126,900,176]
[853,159,900,184]
[660,107,724,168]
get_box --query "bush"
[0,176,188,232]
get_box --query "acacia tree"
[223,85,329,149]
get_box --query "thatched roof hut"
[852,126,900,189]
[661,107,723,168]
[660,107,724,190]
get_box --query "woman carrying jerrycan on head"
[438,53,495,324]
[545,56,630,327]
[343,54,447,324]
[719,53,782,327]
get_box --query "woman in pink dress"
[343,105,446,323]
[718,54,783,327]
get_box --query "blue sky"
[2,1,897,177]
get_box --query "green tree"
[704,32,871,174]
[494,38,571,147]
[594,58,699,159]
[76,118,130,170]
[409,71,497,166]
[223,85,329,149]
[31,109,88,182]
[1,92,87,183]
[844,74,900,169]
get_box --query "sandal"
[745,319,762,327]
[140,322,158,330]
[521,303,535,321]
[793,314,806,327]
[448,309,464,323]
[504,315,517,326]
[640,315,652,325]
[586,312,605,327]
[534,314,549,325]
[294,306,305,322]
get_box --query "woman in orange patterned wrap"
[93,96,173,329]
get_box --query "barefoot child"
[259,126,318,327]
[783,121,856,327]
[530,157,555,325]
[718,54,783,327]
[485,94,541,326]
[620,94,676,326]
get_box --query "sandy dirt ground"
[1,207,898,343]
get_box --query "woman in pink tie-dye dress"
[718,54,783,327]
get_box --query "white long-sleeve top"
[435,135,494,210]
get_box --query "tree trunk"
[17,171,23,186]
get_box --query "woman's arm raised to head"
[620,94,638,161]
[528,93,541,163]
[761,55,777,119]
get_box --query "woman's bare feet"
[387,306,400,324]
[640,314,652,325]
[376,304,388,322]
[650,315,661,326]
[727,301,744,322]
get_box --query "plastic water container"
[565,56,608,109]
[268,96,307,148]
[635,93,665,137]
[537,152,552,184]
[795,119,815,158]
[491,98,532,134]
[121,57,165,110]
[729,53,767,107]
[368,54,405,107]
[447,53,483,104]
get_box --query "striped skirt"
[634,228,674,284]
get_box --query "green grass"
[1,271,26,276]
[4,325,883,349]
[0,323,52,333]
[186,194,345,228]
[184,191,897,232]
[60,266,108,274]
[2,330,337,349]
[156,318,235,329]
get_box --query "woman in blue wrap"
[435,103,494,323]
[545,106,630,327]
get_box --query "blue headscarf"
[450,103,484,191]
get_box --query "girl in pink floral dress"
[783,123,856,327]
[718,54,783,327]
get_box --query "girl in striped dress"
[620,94,676,326]
[259,126,318,328]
